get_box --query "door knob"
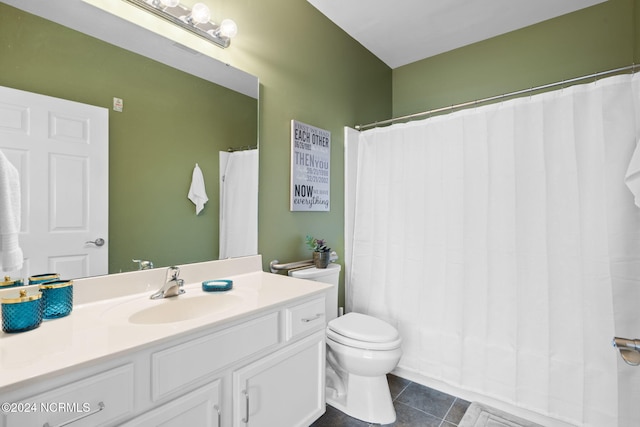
[86,238,105,247]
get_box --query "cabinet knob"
[301,313,323,323]
[242,390,250,424]
[214,404,221,427]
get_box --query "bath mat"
[459,402,544,427]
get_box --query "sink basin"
[129,294,243,324]
[103,292,244,325]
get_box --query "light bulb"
[190,3,211,24]
[219,19,238,38]
[159,0,180,7]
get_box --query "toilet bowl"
[289,264,402,424]
[325,312,402,424]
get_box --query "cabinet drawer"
[2,364,134,427]
[152,312,279,400]
[285,297,325,341]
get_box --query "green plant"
[305,235,330,252]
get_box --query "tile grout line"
[394,400,453,426]
[313,377,469,427]
[394,380,461,426]
[439,397,458,427]
[392,380,411,402]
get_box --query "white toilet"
[290,263,402,424]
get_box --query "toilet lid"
[327,312,400,345]
[327,328,402,351]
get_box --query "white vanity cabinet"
[233,331,325,427]
[0,294,327,427]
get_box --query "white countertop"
[0,256,331,391]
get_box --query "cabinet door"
[121,381,221,427]
[233,331,325,427]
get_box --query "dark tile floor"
[311,374,470,427]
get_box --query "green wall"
[3,0,633,309]
[392,0,639,118]
[230,0,392,289]
[0,0,392,307]
[0,3,257,273]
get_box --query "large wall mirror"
[0,0,259,279]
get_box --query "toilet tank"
[289,263,341,323]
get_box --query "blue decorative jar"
[29,273,60,285]
[0,276,24,289]
[1,289,43,333]
[39,280,73,319]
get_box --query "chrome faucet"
[133,259,154,270]
[150,266,185,299]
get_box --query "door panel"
[0,85,108,278]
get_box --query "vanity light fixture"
[121,0,238,48]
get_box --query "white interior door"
[0,85,108,279]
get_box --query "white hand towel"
[0,150,23,272]
[625,138,640,207]
[188,163,208,215]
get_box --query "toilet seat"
[327,329,402,350]
[327,312,401,351]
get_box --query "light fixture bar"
[121,0,231,48]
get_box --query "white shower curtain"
[347,73,640,426]
[219,149,258,259]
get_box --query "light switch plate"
[113,97,123,112]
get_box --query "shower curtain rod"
[355,64,637,131]
[227,145,257,152]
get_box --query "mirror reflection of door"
[0,86,108,279]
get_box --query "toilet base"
[326,372,396,424]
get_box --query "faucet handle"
[166,266,180,281]
[133,259,154,270]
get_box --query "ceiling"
[306,0,607,69]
